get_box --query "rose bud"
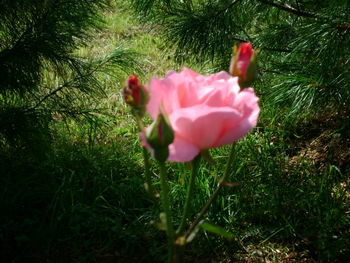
[146,110,174,162]
[123,75,149,116]
[229,42,257,87]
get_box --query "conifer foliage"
[130,0,350,116]
[0,0,138,149]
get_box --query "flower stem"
[142,146,155,196]
[158,161,176,263]
[176,154,201,235]
[185,144,235,239]
[135,115,155,197]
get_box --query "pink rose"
[142,68,260,162]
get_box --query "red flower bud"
[229,42,257,87]
[123,75,149,116]
[128,75,138,88]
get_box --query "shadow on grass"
[205,129,350,263]
[1,116,349,263]
[0,130,163,263]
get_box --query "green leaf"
[200,221,234,240]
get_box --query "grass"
[0,0,349,262]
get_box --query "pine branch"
[32,81,77,110]
[213,0,242,18]
[334,23,350,33]
[32,63,102,110]
[128,0,350,116]
[31,47,140,110]
[256,0,319,18]
[262,47,291,53]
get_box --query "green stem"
[158,161,176,263]
[142,147,155,196]
[135,115,155,197]
[185,144,235,239]
[176,154,201,235]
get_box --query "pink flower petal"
[233,88,260,126]
[169,104,241,149]
[168,137,200,162]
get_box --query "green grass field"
[0,1,349,262]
